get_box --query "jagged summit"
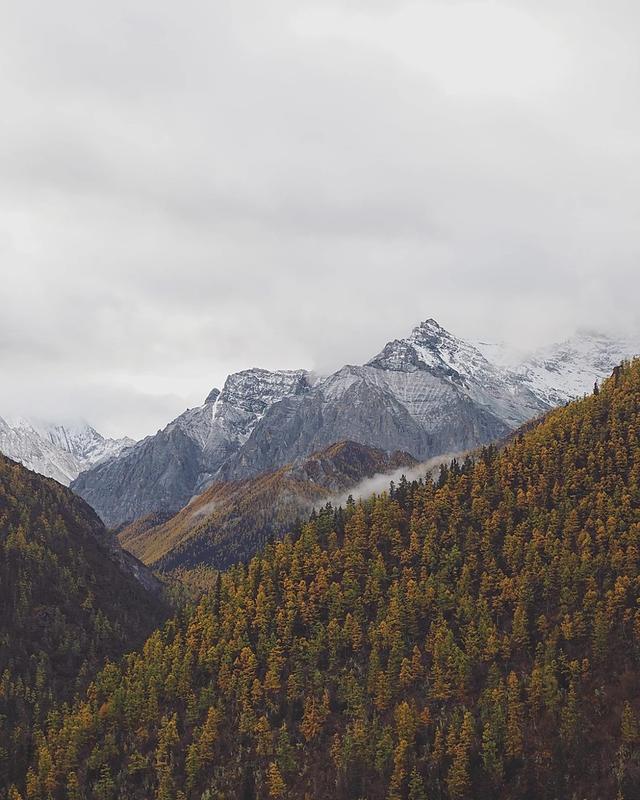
[218,368,310,417]
[368,317,494,384]
[71,367,314,526]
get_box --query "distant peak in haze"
[0,416,134,486]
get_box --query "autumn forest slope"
[0,455,170,792]
[20,360,640,799]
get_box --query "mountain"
[26,360,640,800]
[0,416,134,485]
[218,319,546,481]
[72,369,312,527]
[512,330,640,406]
[72,319,548,528]
[476,329,640,406]
[0,452,168,791]
[118,440,417,572]
[72,319,640,531]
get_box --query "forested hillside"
[18,361,640,799]
[0,455,169,793]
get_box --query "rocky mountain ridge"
[72,368,312,526]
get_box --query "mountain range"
[475,328,640,406]
[0,416,133,485]
[70,319,640,528]
[3,327,640,798]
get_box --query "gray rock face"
[216,374,434,480]
[72,368,311,527]
[219,320,545,480]
[72,424,204,528]
[73,319,552,527]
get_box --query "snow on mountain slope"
[477,331,640,407]
[511,331,640,406]
[473,340,527,369]
[367,319,546,428]
[218,319,549,482]
[0,416,134,485]
[369,318,499,381]
[158,368,311,465]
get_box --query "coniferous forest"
[1,360,639,799]
[0,457,169,794]
[3,0,640,795]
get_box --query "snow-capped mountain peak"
[70,318,640,528]
[173,368,313,449]
[0,416,134,486]
[368,317,499,387]
[71,366,316,524]
[408,318,497,382]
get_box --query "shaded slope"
[0,454,169,791]
[119,441,416,572]
[27,359,640,799]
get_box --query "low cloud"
[329,452,466,509]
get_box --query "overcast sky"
[1,0,639,439]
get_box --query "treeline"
[11,361,640,799]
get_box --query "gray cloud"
[1,0,639,437]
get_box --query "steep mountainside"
[119,441,416,572]
[476,330,640,406]
[72,369,311,527]
[0,416,133,485]
[513,331,640,406]
[25,360,640,800]
[220,320,546,481]
[72,320,640,531]
[73,319,550,528]
[0,454,168,791]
